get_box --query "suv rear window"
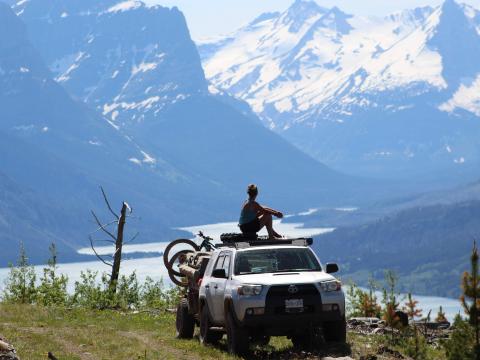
[234,248,321,275]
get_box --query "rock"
[0,341,12,352]
[377,345,405,359]
[360,356,377,360]
[395,311,409,327]
[0,336,19,360]
[323,357,355,360]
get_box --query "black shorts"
[240,218,261,234]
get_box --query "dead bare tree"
[89,187,138,293]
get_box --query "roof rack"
[218,233,313,249]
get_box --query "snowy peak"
[428,0,480,89]
[281,0,326,32]
[200,0,480,178]
[314,6,352,34]
[13,0,207,129]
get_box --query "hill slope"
[314,200,480,297]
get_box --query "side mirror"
[326,263,339,274]
[212,268,227,279]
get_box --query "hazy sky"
[146,0,480,40]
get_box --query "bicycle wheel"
[168,254,190,287]
[163,238,200,272]
[168,249,195,277]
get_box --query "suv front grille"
[265,284,321,315]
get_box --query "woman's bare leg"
[259,213,282,239]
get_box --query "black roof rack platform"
[219,233,313,248]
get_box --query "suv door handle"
[205,285,210,289]
[214,285,218,289]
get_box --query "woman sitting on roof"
[239,184,283,239]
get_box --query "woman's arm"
[256,203,283,218]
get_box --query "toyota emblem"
[287,285,299,294]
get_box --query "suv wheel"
[226,310,249,355]
[323,317,347,343]
[199,305,223,345]
[176,298,194,339]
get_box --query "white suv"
[197,239,346,355]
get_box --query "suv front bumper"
[240,309,344,335]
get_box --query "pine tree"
[37,243,68,306]
[3,242,37,303]
[436,306,448,323]
[461,241,480,358]
[359,277,381,318]
[404,292,422,321]
[382,270,402,342]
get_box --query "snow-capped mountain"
[11,0,207,130]
[0,0,382,264]
[200,0,480,179]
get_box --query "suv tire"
[226,310,249,355]
[323,317,347,343]
[199,305,223,345]
[176,298,195,339]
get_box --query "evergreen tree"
[461,241,480,358]
[37,243,69,306]
[436,306,448,323]
[382,270,400,325]
[3,242,37,304]
[404,292,423,321]
[359,277,381,318]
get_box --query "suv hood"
[233,271,336,285]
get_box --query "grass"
[0,304,445,360]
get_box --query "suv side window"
[214,254,225,271]
[222,253,231,276]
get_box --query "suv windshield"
[234,248,321,275]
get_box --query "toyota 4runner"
[174,237,346,355]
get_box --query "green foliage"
[436,306,448,323]
[346,278,381,318]
[443,315,476,360]
[382,270,403,329]
[142,277,166,309]
[401,326,429,360]
[71,270,112,309]
[404,292,423,320]
[3,243,37,304]
[71,270,181,310]
[461,242,480,325]
[141,277,181,309]
[37,244,69,306]
[115,272,140,309]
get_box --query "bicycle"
[163,231,218,286]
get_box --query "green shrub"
[142,277,167,309]
[2,243,37,304]
[72,270,115,309]
[115,272,140,309]
[37,244,69,306]
[442,315,476,360]
[401,326,428,360]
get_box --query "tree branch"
[90,220,118,234]
[91,210,117,241]
[89,235,113,267]
[100,186,119,220]
[124,232,139,244]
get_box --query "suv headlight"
[237,284,263,296]
[320,280,341,292]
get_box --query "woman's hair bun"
[247,184,258,197]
